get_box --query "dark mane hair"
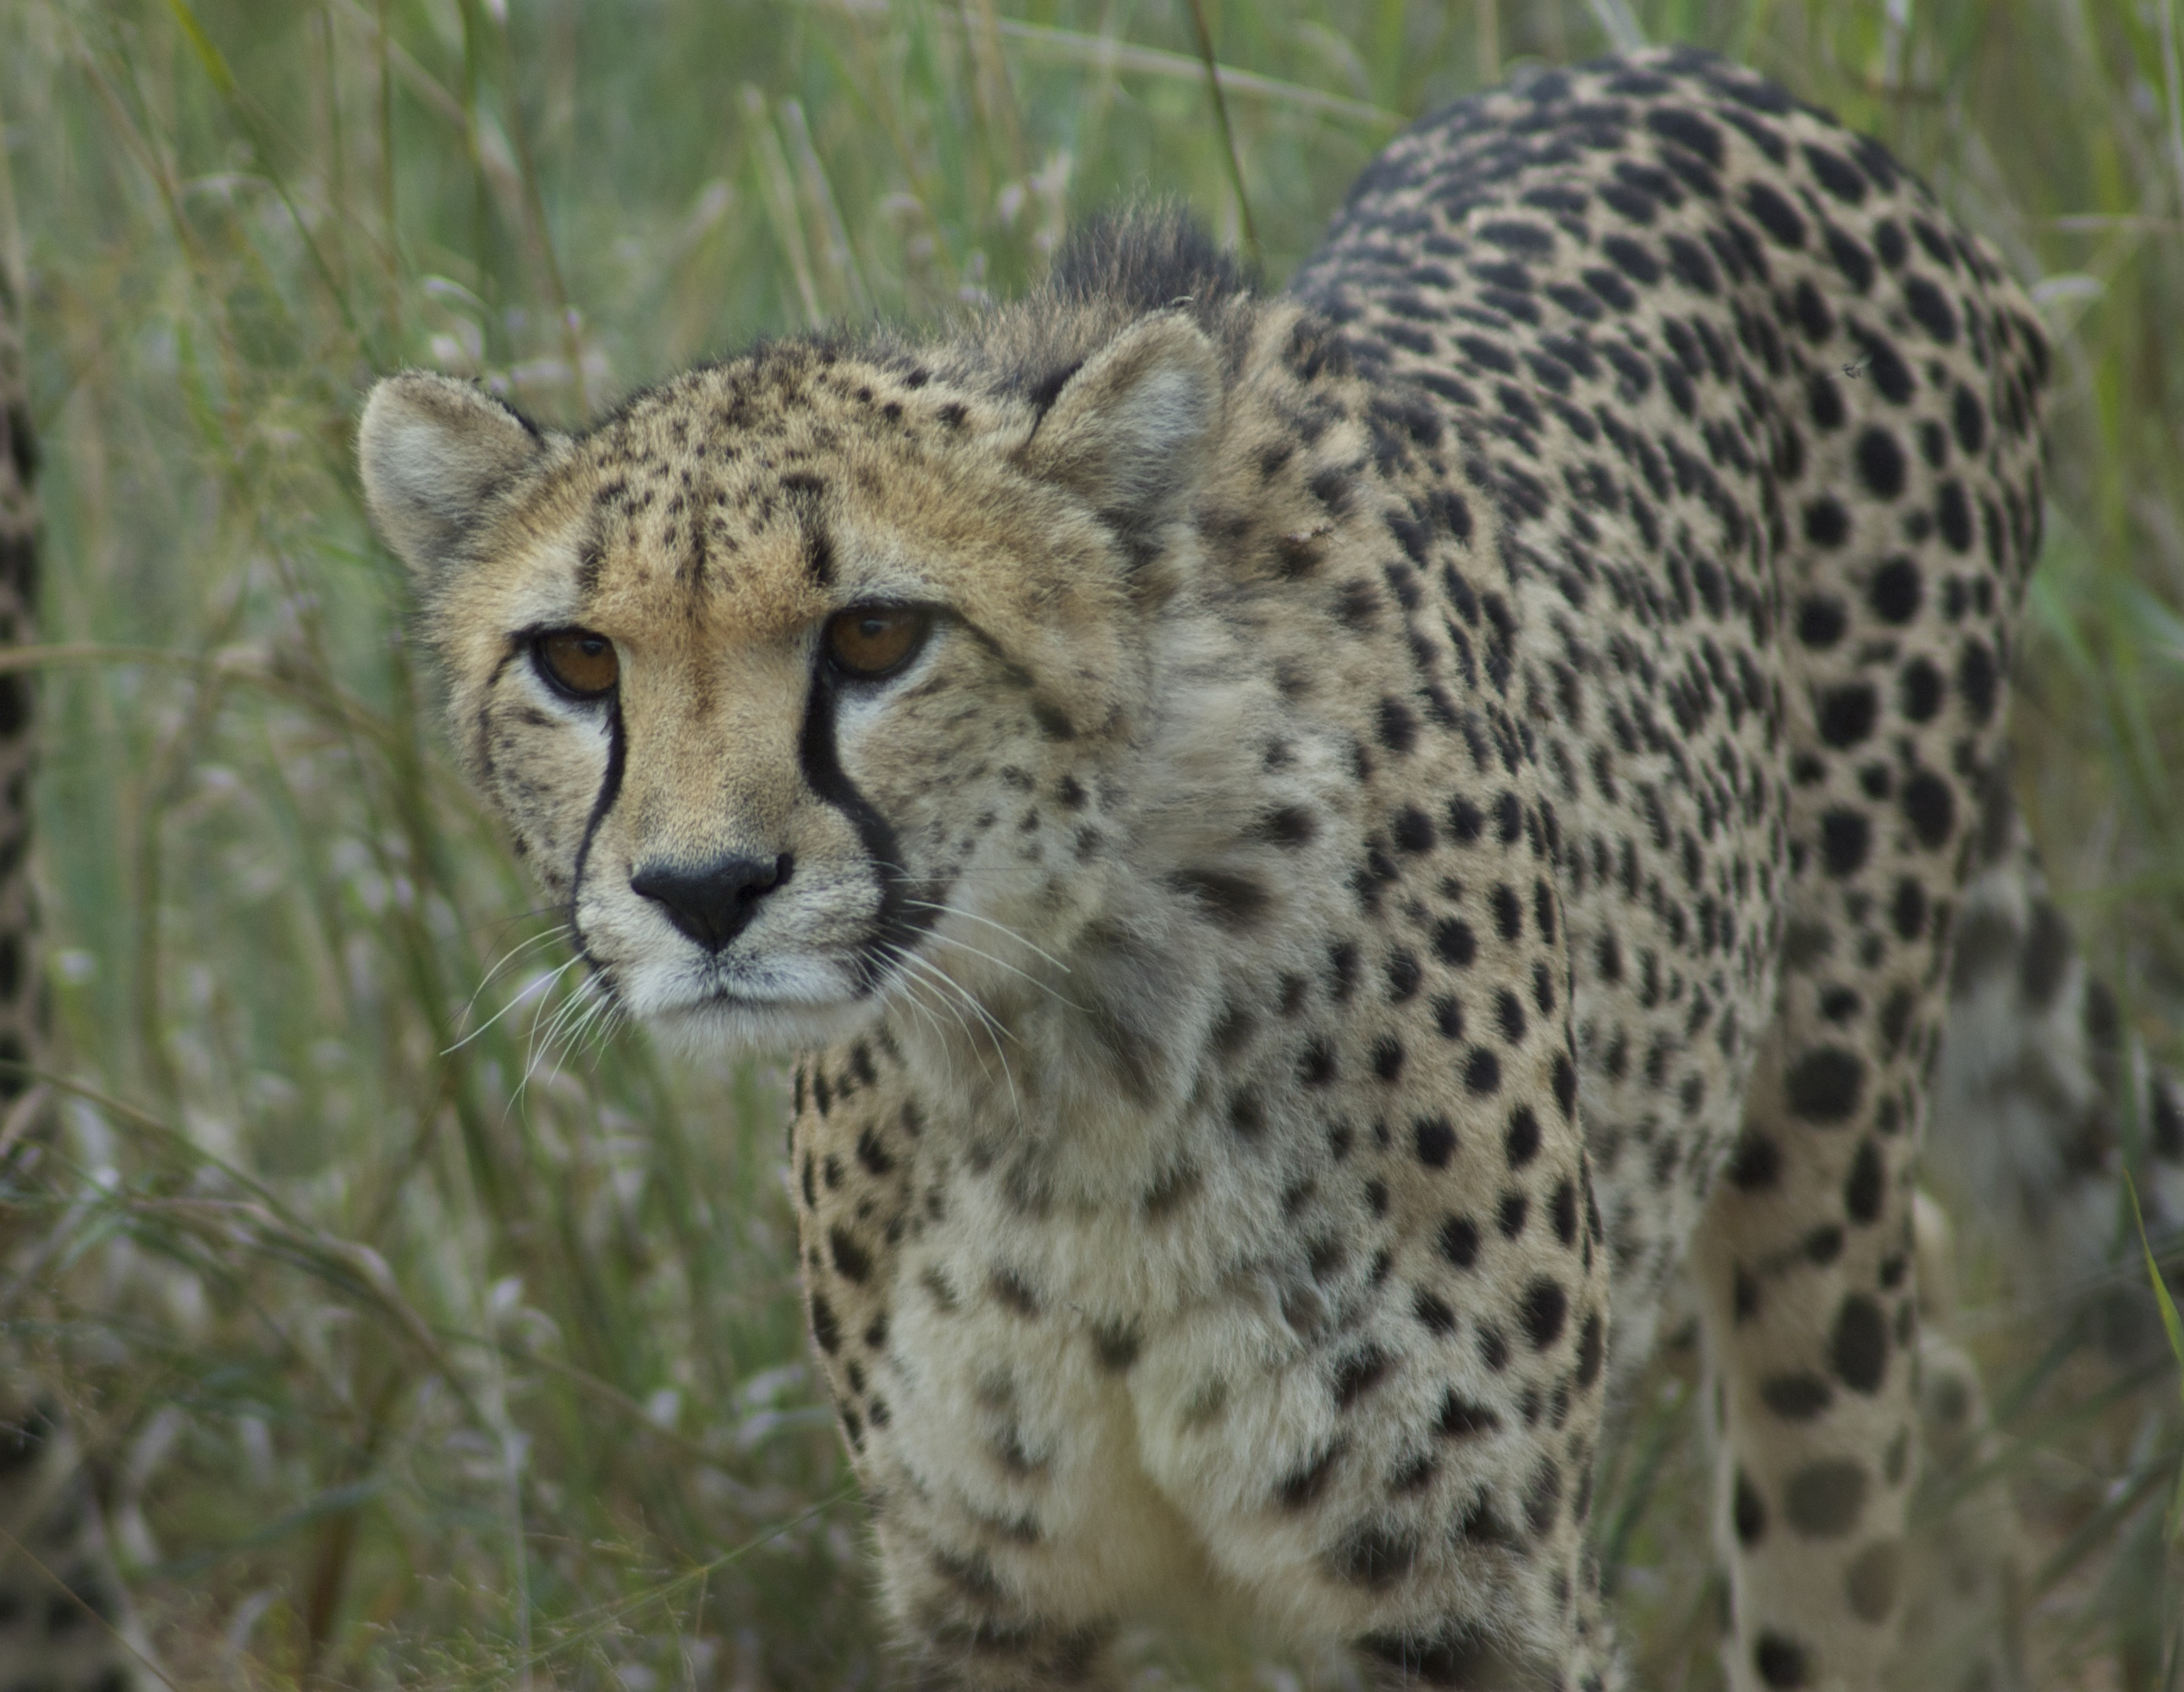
[1043,208,1257,316]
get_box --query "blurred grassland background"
[0,0,2181,1685]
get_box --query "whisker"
[899,899,1074,974]
[447,952,584,1055]
[917,931,1085,1010]
[519,972,602,1101]
[878,942,1020,1116]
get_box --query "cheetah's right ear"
[359,372,548,577]
[1018,311,1222,547]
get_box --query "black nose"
[629,852,792,952]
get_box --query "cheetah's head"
[360,312,1234,1052]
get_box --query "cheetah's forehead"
[528,348,1058,642]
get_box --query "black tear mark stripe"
[569,694,628,962]
[797,663,933,993]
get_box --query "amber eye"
[534,628,619,698]
[823,606,928,679]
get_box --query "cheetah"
[358,46,2052,1690]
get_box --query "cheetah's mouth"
[602,941,897,1055]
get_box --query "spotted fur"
[362,47,2050,1691]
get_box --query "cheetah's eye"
[823,606,929,680]
[533,628,619,699]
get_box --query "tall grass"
[0,0,2179,1685]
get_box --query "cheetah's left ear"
[359,372,551,579]
[1018,311,1221,548]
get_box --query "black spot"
[1326,1520,1421,1589]
[1392,805,1437,852]
[810,1292,841,1353]
[1497,1191,1528,1237]
[1760,1373,1833,1419]
[1478,218,1554,256]
[1603,234,1661,285]
[1491,884,1523,941]
[1825,221,1878,295]
[1255,805,1318,847]
[1785,1048,1863,1123]
[1890,878,1927,942]
[1434,918,1477,967]
[1576,1310,1604,1387]
[1856,427,1906,499]
[1648,107,1725,165]
[1552,1052,1577,1117]
[1820,807,1871,876]
[1727,1132,1780,1189]
[1802,497,1850,548]
[1755,1631,1812,1688]
[1937,480,1973,552]
[1276,1441,1346,1508]
[1803,143,1868,204]
[991,1267,1042,1315]
[1446,796,1485,841]
[1439,1214,1480,1268]
[1299,1039,1338,1087]
[1901,771,1955,848]
[1665,233,1719,294]
[1957,638,1998,725]
[1904,275,1958,343]
[1414,1291,1457,1336]
[1742,180,1807,247]
[1520,1279,1568,1348]
[1832,1292,1889,1392]
[1953,385,1986,455]
[1415,1115,1457,1168]
[1170,868,1270,928]
[1093,1320,1141,1371]
[1230,1090,1266,1138]
[828,1226,873,1283]
[1900,657,1944,721]
[1869,556,1922,622]
[1335,578,1380,626]
[1808,371,1846,430]
[1378,696,1419,753]
[1505,1105,1540,1168]
[1333,1346,1395,1408]
[1845,1138,1884,1223]
[1734,1469,1766,1544]
[1523,1458,1563,1535]
[1328,940,1360,1001]
[1797,595,1847,646]
[1466,1048,1500,1094]
[1784,1458,1868,1537]
[1372,1036,1407,1083]
[1818,683,1878,747]
[1436,1391,1499,1437]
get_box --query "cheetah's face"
[359,317,1221,1050]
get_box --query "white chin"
[647,992,879,1055]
